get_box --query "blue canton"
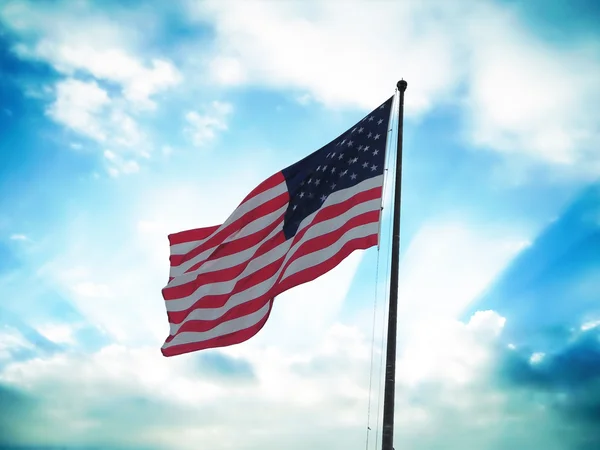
[281,96,394,239]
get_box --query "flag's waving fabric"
[161,96,394,356]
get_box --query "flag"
[161,96,394,356]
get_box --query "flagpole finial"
[397,79,407,92]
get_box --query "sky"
[0,0,599,449]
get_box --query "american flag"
[161,96,394,356]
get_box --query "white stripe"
[167,175,383,287]
[169,180,287,256]
[169,204,288,279]
[162,301,272,350]
[165,197,382,313]
[281,220,378,281]
[167,221,283,294]
[167,222,379,336]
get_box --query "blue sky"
[1,0,600,449]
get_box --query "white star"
[377,119,383,125]
[340,139,346,146]
[370,164,377,171]
[364,145,370,151]
[368,116,374,121]
[299,191,305,198]
[374,133,380,140]
[293,205,297,210]
[368,132,372,138]
[358,127,364,133]
[351,157,358,163]
[320,195,327,202]
[308,178,312,184]
[316,165,321,171]
[323,165,328,171]
[358,145,363,151]
[340,170,348,177]
[362,162,369,168]
[331,167,336,173]
[347,140,353,147]
[315,179,321,186]
[372,149,379,156]
[331,152,336,158]
[331,183,336,189]
[338,154,344,160]
[350,173,357,180]
[379,104,384,109]
[351,127,357,133]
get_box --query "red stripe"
[165,209,379,315]
[169,192,289,268]
[298,186,381,228]
[166,295,272,338]
[166,249,286,323]
[163,231,287,301]
[181,212,285,275]
[166,185,381,294]
[163,232,376,353]
[275,234,377,295]
[168,225,220,247]
[165,212,379,328]
[161,300,274,357]
[165,207,377,308]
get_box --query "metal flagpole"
[381,79,407,450]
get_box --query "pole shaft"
[381,79,407,450]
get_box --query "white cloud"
[393,221,530,337]
[186,0,600,175]
[72,281,113,299]
[45,78,149,167]
[1,1,181,110]
[185,101,234,147]
[397,310,506,387]
[0,308,581,450]
[189,0,462,116]
[46,78,110,141]
[0,326,33,362]
[103,149,141,177]
[9,234,28,241]
[0,1,181,178]
[463,5,600,169]
[36,323,77,345]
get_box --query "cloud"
[103,149,141,177]
[46,78,110,141]
[188,0,462,115]
[2,309,600,449]
[463,5,600,171]
[45,78,148,173]
[0,326,34,363]
[1,0,181,110]
[393,221,530,336]
[1,0,180,177]
[9,234,28,241]
[184,100,233,147]
[0,333,370,449]
[35,323,78,345]
[187,0,600,176]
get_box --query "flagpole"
[381,79,407,450]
